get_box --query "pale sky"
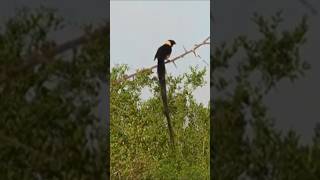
[111,1,210,105]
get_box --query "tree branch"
[29,24,108,62]
[114,36,210,84]
[2,24,109,79]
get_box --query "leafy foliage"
[110,65,210,179]
[211,11,320,179]
[0,7,108,179]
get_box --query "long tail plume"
[157,59,175,149]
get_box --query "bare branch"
[2,24,109,80]
[298,0,318,15]
[114,36,210,84]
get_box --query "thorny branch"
[0,24,109,81]
[114,36,210,84]
[298,0,318,15]
[24,24,108,67]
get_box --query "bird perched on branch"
[154,39,176,148]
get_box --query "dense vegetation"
[0,7,108,179]
[1,5,320,180]
[211,12,320,179]
[110,65,210,179]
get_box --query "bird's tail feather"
[157,59,175,149]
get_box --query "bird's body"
[154,40,176,148]
[154,45,172,61]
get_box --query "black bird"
[154,39,176,148]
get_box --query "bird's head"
[165,39,176,47]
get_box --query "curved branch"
[1,24,109,82]
[114,36,210,84]
[7,24,109,77]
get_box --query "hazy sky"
[111,1,210,105]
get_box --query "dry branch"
[5,24,109,78]
[114,36,210,84]
[27,24,108,63]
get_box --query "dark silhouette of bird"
[154,39,176,148]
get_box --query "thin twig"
[114,36,210,84]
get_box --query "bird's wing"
[154,45,171,61]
